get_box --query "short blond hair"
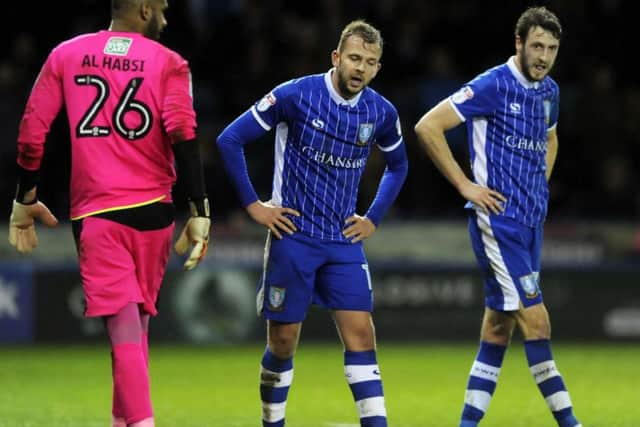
[337,20,383,55]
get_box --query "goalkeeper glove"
[174,198,211,271]
[8,199,58,254]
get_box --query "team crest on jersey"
[257,92,277,112]
[104,37,132,56]
[452,86,474,104]
[519,272,540,298]
[268,286,286,311]
[357,123,374,146]
[543,100,551,125]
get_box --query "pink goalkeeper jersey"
[17,30,197,219]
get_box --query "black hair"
[515,6,562,42]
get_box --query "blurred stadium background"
[0,1,638,426]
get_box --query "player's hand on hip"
[8,199,58,254]
[343,214,376,243]
[459,181,506,215]
[174,216,211,271]
[246,200,300,239]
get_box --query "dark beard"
[143,14,161,40]
[519,54,543,82]
[336,69,357,99]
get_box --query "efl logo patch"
[357,123,374,146]
[257,92,277,112]
[104,37,132,56]
[452,86,474,104]
[268,286,286,311]
[519,272,540,298]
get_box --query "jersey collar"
[507,56,541,89]
[324,68,363,107]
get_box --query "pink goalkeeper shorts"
[76,216,174,317]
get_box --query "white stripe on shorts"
[476,211,520,310]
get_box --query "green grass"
[0,342,638,426]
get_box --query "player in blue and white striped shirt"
[415,7,582,427]
[217,20,407,427]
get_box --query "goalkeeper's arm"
[172,139,211,270]
[8,165,58,254]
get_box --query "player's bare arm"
[415,99,506,215]
[246,200,300,239]
[343,214,376,243]
[545,127,558,181]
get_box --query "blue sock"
[524,339,580,427]
[459,341,507,427]
[344,350,387,427]
[260,348,293,427]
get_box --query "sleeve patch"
[257,92,277,112]
[452,86,474,104]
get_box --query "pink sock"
[129,417,155,427]
[112,414,126,427]
[112,342,153,424]
[112,349,127,420]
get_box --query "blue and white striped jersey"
[248,70,404,241]
[449,56,559,227]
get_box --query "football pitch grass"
[0,342,638,426]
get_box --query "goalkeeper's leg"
[107,303,154,426]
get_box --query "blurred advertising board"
[0,262,34,343]
[19,262,640,343]
[30,264,262,344]
[1,220,638,343]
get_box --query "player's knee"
[482,329,512,346]
[268,332,298,358]
[528,322,551,339]
[494,321,514,337]
[481,319,514,345]
[267,321,301,358]
[269,341,295,359]
[342,324,376,350]
[522,316,551,339]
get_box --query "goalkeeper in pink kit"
[8,1,210,426]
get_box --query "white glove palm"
[8,200,58,254]
[174,217,211,270]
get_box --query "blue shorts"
[257,231,374,322]
[468,211,544,311]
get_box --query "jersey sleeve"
[376,103,404,153]
[547,85,560,131]
[17,48,65,170]
[162,52,197,143]
[447,73,500,122]
[248,81,294,131]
